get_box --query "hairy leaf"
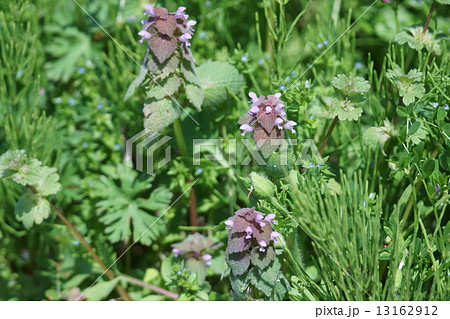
[14,191,51,229]
[197,61,244,106]
[149,34,177,64]
[185,84,204,111]
[143,98,179,131]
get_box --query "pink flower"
[172,248,180,257]
[202,254,212,266]
[186,20,197,31]
[240,123,255,136]
[144,5,155,16]
[283,120,297,133]
[138,30,152,43]
[245,226,253,239]
[258,240,267,252]
[225,219,233,229]
[175,6,188,18]
[270,231,280,243]
[264,213,276,224]
[178,33,192,46]
[249,92,259,103]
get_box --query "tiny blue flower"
[82,142,88,148]
[323,40,329,45]
[241,55,248,62]
[16,70,24,77]
[74,240,80,246]
[196,168,203,174]
[55,97,62,104]
[115,144,121,150]
[68,98,75,106]
[258,58,264,66]
[310,163,315,167]
[305,80,310,88]
[89,181,94,187]
[432,102,438,108]
[444,104,449,110]
[355,62,363,69]
[315,164,322,167]
[363,200,366,207]
[279,84,286,90]
[96,104,103,110]
[205,1,211,7]
[296,82,301,86]
[199,31,206,38]
[317,43,323,49]
[78,67,86,74]
[177,270,183,275]
[310,115,314,120]
[290,71,296,76]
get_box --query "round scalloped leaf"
[14,191,51,229]
[147,75,182,100]
[250,246,276,270]
[185,84,204,111]
[196,61,244,106]
[143,98,179,131]
[34,166,61,196]
[225,250,251,275]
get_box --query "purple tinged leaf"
[155,15,177,36]
[149,34,177,64]
[226,251,251,275]
[257,109,277,132]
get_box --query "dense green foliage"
[0,0,449,301]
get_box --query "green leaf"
[147,75,182,100]
[196,61,244,106]
[250,246,276,270]
[185,84,204,111]
[34,166,61,196]
[143,98,179,131]
[331,74,370,96]
[85,278,120,301]
[186,258,207,284]
[181,62,201,86]
[332,98,363,121]
[394,26,441,55]
[386,65,425,105]
[327,178,342,196]
[14,191,51,229]
[407,122,428,145]
[94,164,170,245]
[251,258,282,298]
[124,64,148,101]
[397,106,409,117]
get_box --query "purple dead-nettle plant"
[125,5,204,132]
[238,92,297,158]
[224,207,288,300]
[171,233,221,284]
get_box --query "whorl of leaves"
[171,233,221,284]
[125,6,203,132]
[386,64,425,106]
[225,207,288,300]
[331,74,371,121]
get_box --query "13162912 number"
[376,306,438,316]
